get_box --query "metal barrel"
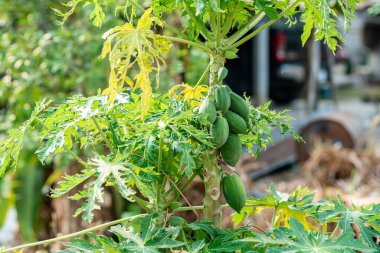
[296,112,363,162]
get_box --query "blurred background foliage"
[0,0,109,243]
[0,0,207,244]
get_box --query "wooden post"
[305,33,321,113]
[253,27,269,105]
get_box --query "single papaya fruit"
[220,133,242,167]
[229,92,250,119]
[224,110,248,134]
[211,116,229,148]
[214,85,231,114]
[222,173,246,213]
[199,99,217,123]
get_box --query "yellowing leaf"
[100,39,111,59]
[136,55,153,118]
[153,35,172,55]
[276,208,317,231]
[124,75,134,87]
[169,83,208,106]
[100,8,171,117]
[234,186,319,231]
[137,8,153,29]
[102,68,119,104]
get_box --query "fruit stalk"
[203,54,225,227]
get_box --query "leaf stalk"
[163,36,214,55]
[0,214,146,253]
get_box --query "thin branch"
[330,223,341,238]
[163,36,214,54]
[129,152,195,215]
[162,23,186,38]
[91,116,116,154]
[179,173,197,193]
[181,229,190,251]
[162,171,188,198]
[161,166,199,219]
[195,62,211,87]
[270,207,278,230]
[0,214,147,253]
[173,204,230,212]
[156,136,164,212]
[128,0,144,12]
[173,205,205,212]
[132,195,152,212]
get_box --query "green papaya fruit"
[224,110,248,134]
[211,116,229,148]
[220,133,242,167]
[214,85,231,114]
[199,99,217,123]
[229,92,250,119]
[222,173,246,213]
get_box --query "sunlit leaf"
[101,8,172,118]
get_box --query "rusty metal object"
[243,137,297,180]
[296,112,362,162]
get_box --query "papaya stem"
[202,54,225,227]
[203,152,222,226]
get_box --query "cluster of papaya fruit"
[198,85,250,167]
[196,85,250,213]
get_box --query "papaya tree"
[1,0,379,252]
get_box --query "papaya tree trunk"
[203,54,225,227]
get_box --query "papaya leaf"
[256,0,278,19]
[233,185,319,230]
[101,8,171,117]
[253,218,376,253]
[53,0,113,27]
[35,131,66,164]
[179,142,196,177]
[110,216,185,251]
[169,83,208,107]
[317,196,380,250]
[0,99,52,177]
[64,155,140,222]
[50,169,95,198]
[242,101,302,158]
[190,239,206,252]
[60,238,101,252]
